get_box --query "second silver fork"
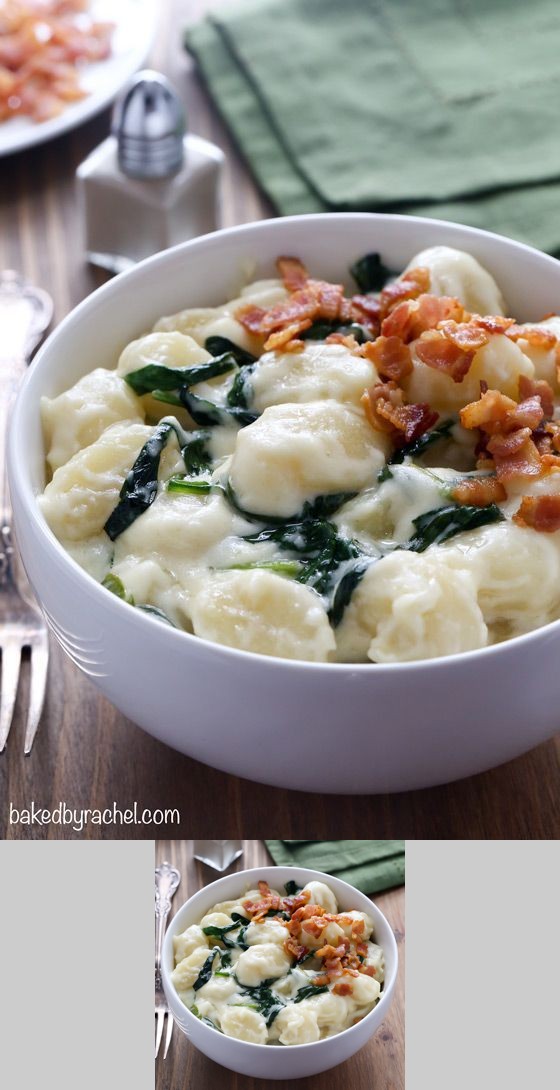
[155,860,181,1060]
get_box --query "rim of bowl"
[162,865,399,1052]
[12,211,560,675]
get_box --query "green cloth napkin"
[265,840,405,895]
[185,0,560,254]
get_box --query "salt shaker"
[76,70,224,273]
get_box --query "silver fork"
[0,270,53,754]
[155,860,181,1060]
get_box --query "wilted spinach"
[350,251,394,293]
[205,336,257,366]
[405,503,504,552]
[104,421,174,540]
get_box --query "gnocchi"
[171,876,384,1044]
[39,253,560,662]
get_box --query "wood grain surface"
[155,840,405,1090]
[1,0,559,841]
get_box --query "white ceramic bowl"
[162,865,398,1080]
[9,213,560,792]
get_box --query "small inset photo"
[155,839,404,1088]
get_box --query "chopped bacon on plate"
[514,494,560,532]
[361,380,438,443]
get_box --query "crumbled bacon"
[258,880,271,897]
[472,315,515,335]
[277,255,308,291]
[506,323,558,350]
[488,433,542,482]
[451,477,506,506]
[315,943,347,961]
[282,890,311,916]
[414,330,474,383]
[514,494,560,532]
[532,420,560,456]
[437,319,490,353]
[363,335,413,382]
[518,375,555,419]
[378,267,431,320]
[325,332,361,351]
[308,279,345,321]
[236,288,320,335]
[263,319,311,352]
[350,293,382,333]
[380,294,465,342]
[333,982,354,997]
[284,936,308,962]
[361,965,377,977]
[460,389,544,435]
[235,303,269,334]
[361,381,438,443]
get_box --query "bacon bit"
[356,941,368,959]
[311,974,330,987]
[487,427,533,459]
[533,421,560,456]
[361,965,377,977]
[380,299,415,340]
[514,494,560,532]
[363,336,413,382]
[506,323,558,350]
[518,375,555,419]
[415,330,475,383]
[438,319,490,353]
[325,332,361,351]
[472,314,515,335]
[379,267,431,320]
[284,936,308,962]
[380,294,465,342]
[235,303,268,334]
[361,381,438,443]
[315,943,347,961]
[258,880,271,897]
[277,255,308,291]
[460,388,544,435]
[333,982,354,997]
[351,293,382,325]
[263,319,311,352]
[308,279,345,321]
[282,890,311,916]
[489,434,542,482]
[351,919,366,941]
[451,477,506,506]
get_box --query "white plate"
[0,0,160,158]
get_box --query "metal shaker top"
[113,70,185,179]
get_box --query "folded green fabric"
[185,0,560,254]
[265,840,405,895]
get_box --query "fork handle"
[155,862,181,987]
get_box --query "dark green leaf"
[284,880,302,896]
[202,922,240,940]
[377,463,394,484]
[193,949,218,991]
[227,365,255,411]
[226,559,303,577]
[350,252,394,293]
[124,355,236,396]
[405,503,504,553]
[167,476,212,495]
[101,573,134,605]
[389,420,454,466]
[136,605,177,626]
[205,335,257,366]
[181,389,258,428]
[181,430,212,475]
[104,421,173,541]
[328,557,372,627]
[301,320,372,343]
[235,982,286,1026]
[293,983,330,1003]
[191,1004,220,1030]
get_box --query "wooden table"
[156,840,405,1090]
[1,1,559,840]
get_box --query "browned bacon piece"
[414,330,474,383]
[514,494,560,532]
[363,335,413,382]
[437,319,490,353]
[451,477,506,506]
[333,981,354,996]
[361,382,438,443]
[518,375,555,419]
[506,323,558,350]
[277,255,308,291]
[486,431,542,482]
[263,319,311,352]
[378,267,431,320]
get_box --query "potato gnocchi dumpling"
[170,876,384,1044]
[39,253,560,661]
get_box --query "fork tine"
[163,1012,174,1059]
[155,1009,165,1059]
[24,630,49,755]
[0,643,22,753]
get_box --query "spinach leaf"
[193,949,218,991]
[405,503,504,553]
[124,355,236,396]
[389,420,454,466]
[227,559,303,577]
[350,252,394,293]
[227,365,255,411]
[377,463,394,484]
[301,320,372,343]
[328,557,372,627]
[284,880,302,896]
[104,421,174,541]
[181,389,259,428]
[228,487,357,528]
[136,605,177,626]
[202,918,249,950]
[202,922,240,941]
[181,430,212,475]
[191,1004,220,1030]
[167,476,212,495]
[293,983,330,1003]
[101,573,134,604]
[205,335,257,366]
[235,983,285,1027]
